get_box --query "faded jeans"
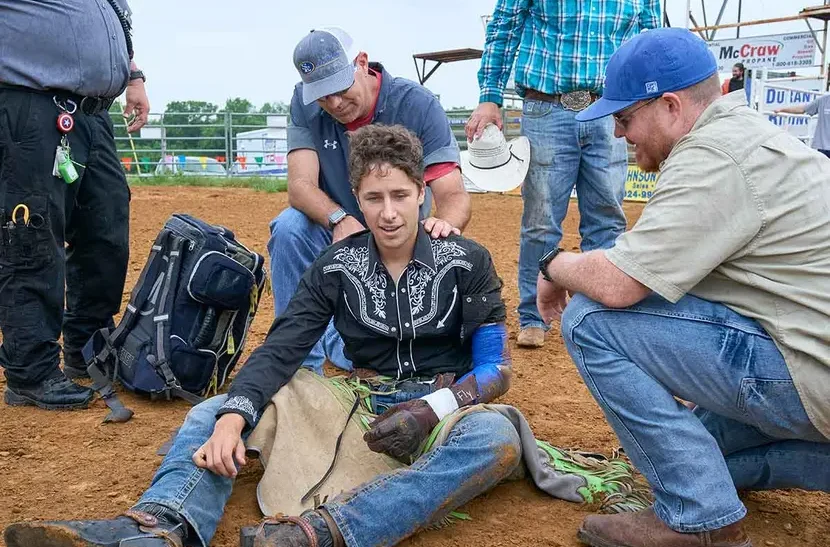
[517,100,627,330]
[134,393,521,547]
[561,293,830,532]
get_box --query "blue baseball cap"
[293,27,360,105]
[575,28,718,122]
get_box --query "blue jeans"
[561,293,830,533]
[518,100,627,330]
[267,207,352,373]
[134,394,522,547]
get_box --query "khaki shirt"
[607,91,830,438]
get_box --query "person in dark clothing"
[722,62,745,94]
[0,0,149,409]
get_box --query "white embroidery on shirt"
[220,395,258,422]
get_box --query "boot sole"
[4,389,92,410]
[577,527,630,547]
[577,526,754,547]
[5,522,111,547]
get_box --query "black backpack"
[82,214,267,422]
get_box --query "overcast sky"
[131,0,815,112]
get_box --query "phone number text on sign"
[624,166,658,202]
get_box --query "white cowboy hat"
[460,123,530,193]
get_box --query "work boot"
[240,509,344,547]
[4,374,94,410]
[3,507,187,547]
[577,507,752,547]
[517,327,545,348]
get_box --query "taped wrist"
[421,388,459,421]
[421,374,480,420]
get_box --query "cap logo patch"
[645,81,659,93]
[300,61,314,74]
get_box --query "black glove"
[364,399,439,463]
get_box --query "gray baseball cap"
[293,27,359,105]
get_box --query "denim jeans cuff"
[133,498,208,547]
[323,503,361,547]
[653,501,747,533]
[519,320,550,332]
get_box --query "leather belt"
[524,89,600,111]
[0,82,116,116]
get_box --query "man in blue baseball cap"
[536,27,830,547]
[267,27,471,375]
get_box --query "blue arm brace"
[458,322,512,404]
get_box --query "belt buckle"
[560,90,593,112]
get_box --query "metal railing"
[112,109,524,176]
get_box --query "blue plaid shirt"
[478,0,662,105]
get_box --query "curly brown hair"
[347,124,424,192]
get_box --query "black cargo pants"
[0,88,130,387]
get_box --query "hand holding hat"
[460,124,530,193]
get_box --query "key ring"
[52,96,78,115]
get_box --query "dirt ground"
[1,188,828,547]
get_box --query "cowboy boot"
[3,506,187,547]
[577,507,752,547]
[240,509,344,547]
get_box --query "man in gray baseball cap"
[266,27,471,376]
[293,27,360,106]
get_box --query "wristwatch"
[538,247,563,282]
[129,69,146,83]
[327,208,348,230]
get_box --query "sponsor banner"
[624,165,657,202]
[709,32,816,72]
[761,77,822,142]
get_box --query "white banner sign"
[761,76,822,143]
[709,32,816,72]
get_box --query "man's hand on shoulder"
[422,217,460,239]
[465,102,502,140]
[332,215,365,243]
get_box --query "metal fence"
[111,109,524,177]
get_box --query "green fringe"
[536,442,652,513]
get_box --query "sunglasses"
[613,97,660,130]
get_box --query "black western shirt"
[217,227,506,428]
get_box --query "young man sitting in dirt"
[537,29,830,547]
[4,124,633,547]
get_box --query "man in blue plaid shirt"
[467,0,661,349]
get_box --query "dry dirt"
[1,188,828,547]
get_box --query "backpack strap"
[148,233,204,406]
[83,228,177,422]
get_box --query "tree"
[260,101,290,114]
[163,100,223,157]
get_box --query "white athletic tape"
[421,388,459,421]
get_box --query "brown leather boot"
[577,508,752,547]
[517,327,545,348]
